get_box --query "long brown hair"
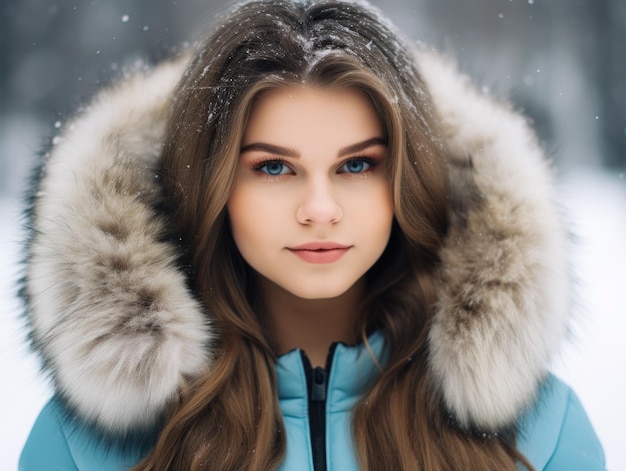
[137,1,533,469]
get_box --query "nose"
[296,178,343,225]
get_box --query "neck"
[258,277,365,368]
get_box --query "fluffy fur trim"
[418,50,570,429]
[23,49,570,433]
[24,58,212,433]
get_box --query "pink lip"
[289,242,349,250]
[287,242,351,264]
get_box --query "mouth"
[288,242,350,251]
[286,242,351,264]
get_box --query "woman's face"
[227,86,393,300]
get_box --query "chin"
[289,287,348,301]
[283,278,360,301]
[292,291,345,301]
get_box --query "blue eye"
[258,161,290,176]
[340,158,372,173]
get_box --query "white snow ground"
[1,169,625,470]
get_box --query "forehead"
[242,86,384,147]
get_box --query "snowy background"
[1,0,625,469]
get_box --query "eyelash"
[250,155,380,180]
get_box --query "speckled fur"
[23,58,212,434]
[22,49,570,434]
[418,50,570,429]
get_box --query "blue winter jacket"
[20,332,605,471]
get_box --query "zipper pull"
[311,366,327,402]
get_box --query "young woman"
[19,0,605,470]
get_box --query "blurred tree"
[603,0,626,168]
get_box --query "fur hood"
[22,48,570,436]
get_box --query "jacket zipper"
[302,345,337,471]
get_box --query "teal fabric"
[19,399,79,471]
[19,399,147,471]
[275,331,385,471]
[517,376,606,470]
[20,334,606,470]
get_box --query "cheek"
[352,183,394,237]
[373,201,394,247]
[369,187,394,255]
[227,185,285,253]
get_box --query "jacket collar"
[276,331,385,417]
[22,48,571,435]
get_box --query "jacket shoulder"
[517,374,606,470]
[20,399,78,470]
[20,397,149,471]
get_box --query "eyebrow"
[240,137,387,158]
